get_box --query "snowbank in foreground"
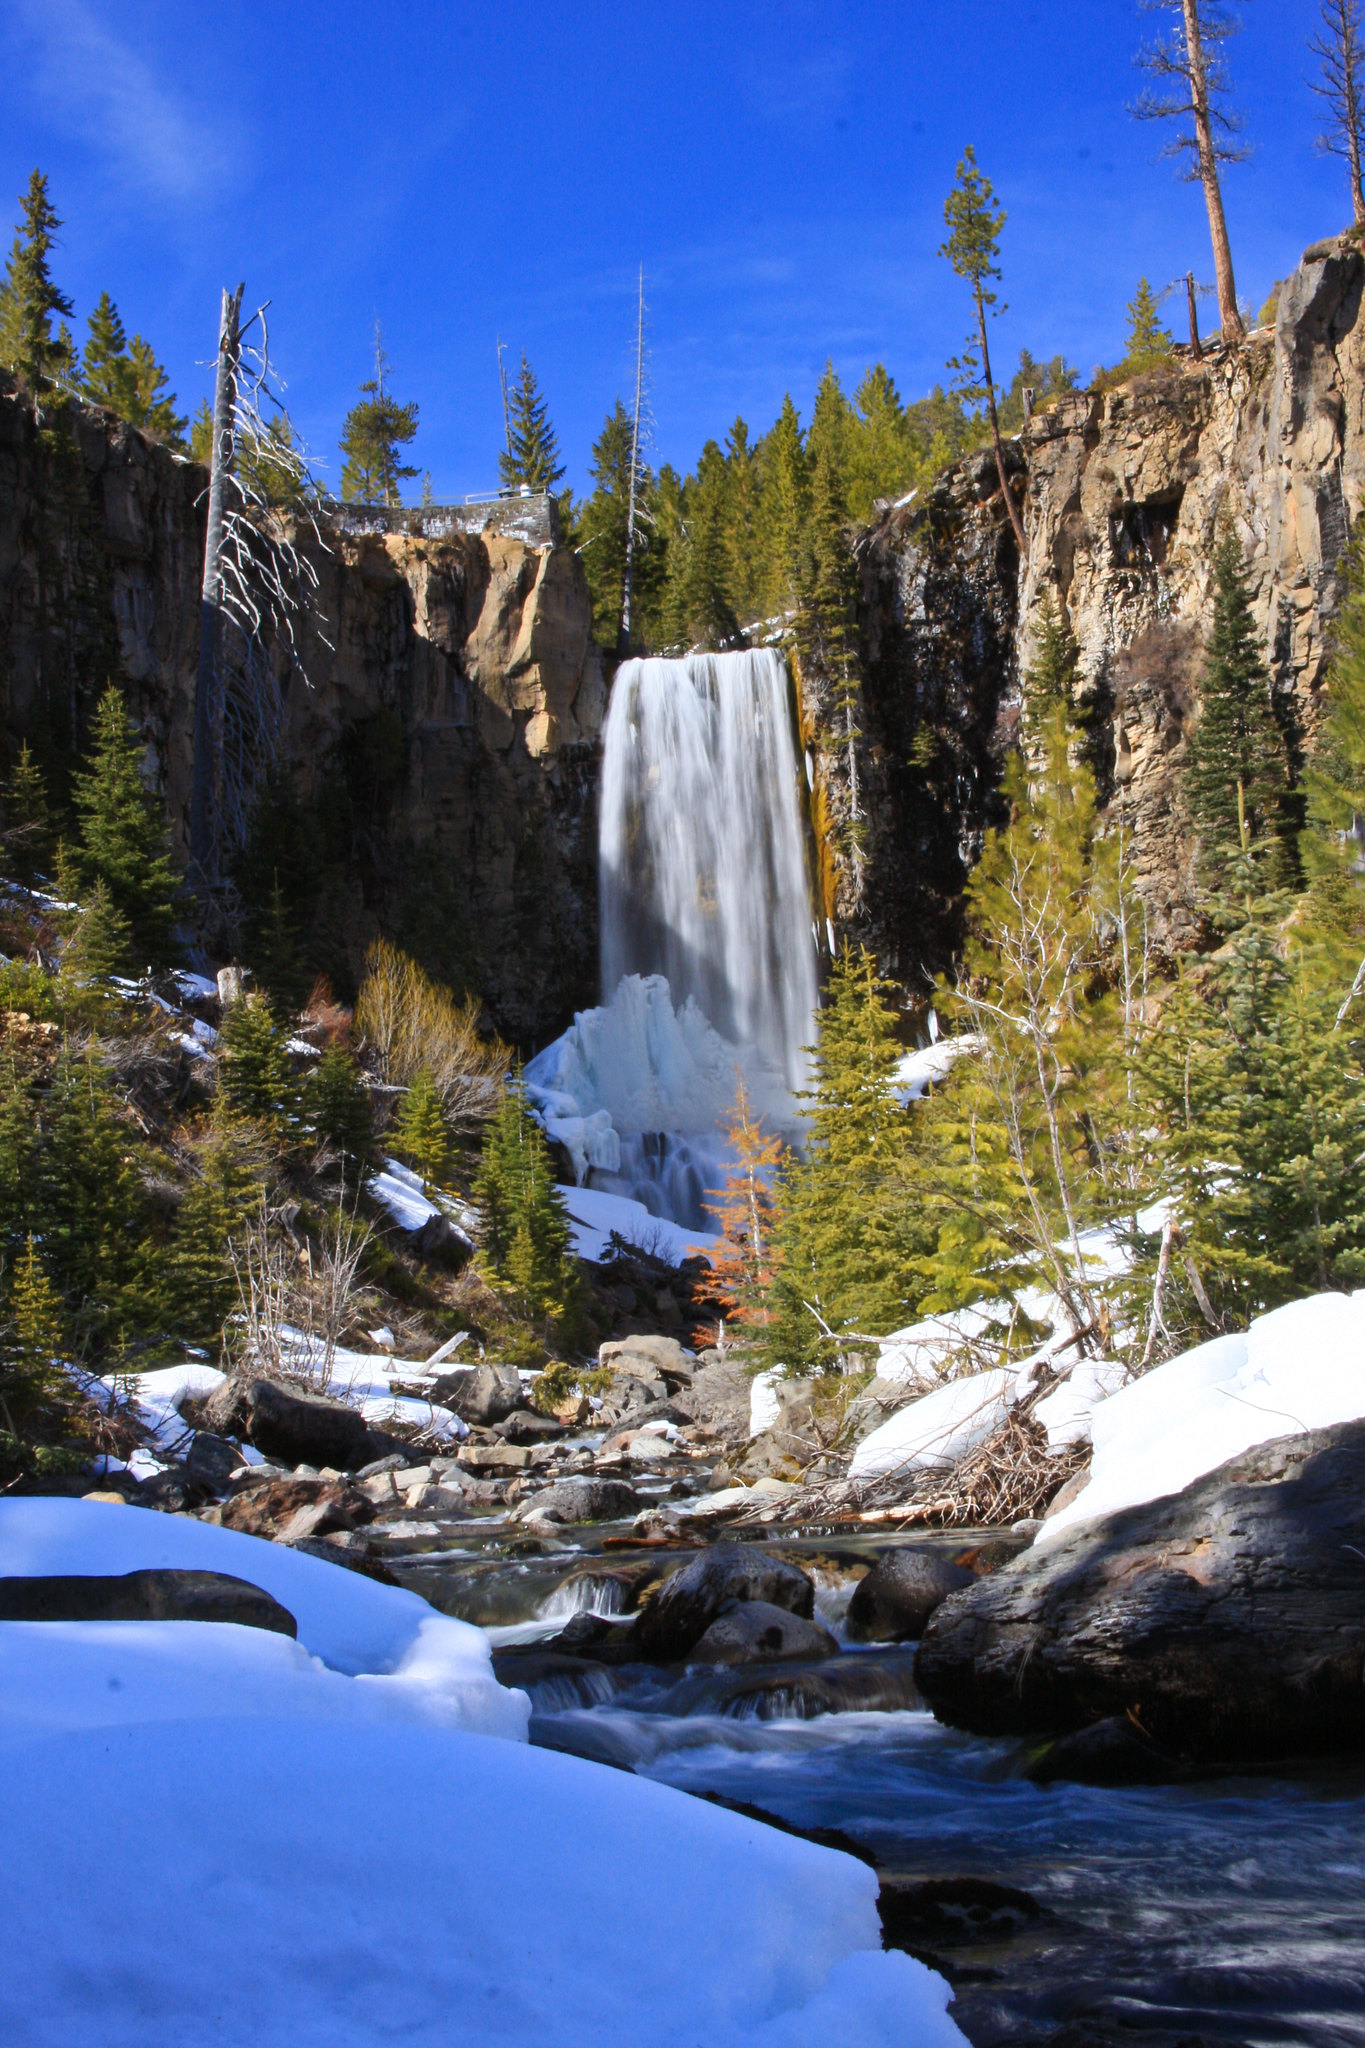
[0,1714,964,2048]
[1037,1289,1365,1548]
[0,1499,524,1737]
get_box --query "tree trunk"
[1182,0,1243,342]
[1186,271,1203,357]
[190,283,244,889]
[618,267,645,659]
[976,289,1028,554]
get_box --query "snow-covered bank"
[556,1181,722,1267]
[1037,1288,1365,1546]
[0,1499,521,1732]
[0,1501,965,2047]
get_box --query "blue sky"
[0,0,1343,499]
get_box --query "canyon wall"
[0,377,605,1042]
[835,230,1365,990]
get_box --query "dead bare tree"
[191,286,329,895]
[1310,0,1365,227]
[1134,1,1249,344]
[618,266,651,657]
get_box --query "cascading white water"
[526,648,819,1228]
[599,649,819,1093]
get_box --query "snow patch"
[556,1182,721,1268]
[1037,1288,1365,1547]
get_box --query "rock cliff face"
[0,377,605,1041]
[841,232,1365,984]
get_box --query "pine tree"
[801,434,864,866]
[848,365,917,522]
[1123,278,1174,372]
[0,1062,33,1262]
[81,292,130,410]
[762,949,928,1368]
[578,401,663,649]
[663,441,740,650]
[163,1137,261,1342]
[216,995,297,1134]
[306,1048,373,1176]
[72,685,181,968]
[475,1075,580,1330]
[939,147,1027,552]
[1183,532,1294,892]
[0,172,75,393]
[393,1068,450,1191]
[920,704,1138,1343]
[497,353,565,492]
[61,876,132,982]
[3,742,52,880]
[722,417,762,620]
[339,329,418,506]
[121,335,187,441]
[32,1046,148,1340]
[1022,587,1082,747]
[1,1236,67,1428]
[756,395,809,612]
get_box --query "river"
[390,1526,1365,2048]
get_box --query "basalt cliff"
[0,379,604,1042]
[3,231,1363,1035]
[816,230,1365,990]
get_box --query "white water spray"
[528,649,819,1227]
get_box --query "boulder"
[0,1568,296,1636]
[523,1477,642,1525]
[138,1466,212,1513]
[495,1411,566,1445]
[633,1543,816,1661]
[203,1375,394,1472]
[913,1419,1365,1765]
[688,1600,840,1666]
[598,1335,697,1388]
[429,1364,524,1426]
[594,1373,669,1426]
[457,1442,531,1475]
[674,1358,752,1438]
[407,1211,472,1269]
[845,1547,979,1642]
[184,1433,242,1493]
[220,1477,375,1542]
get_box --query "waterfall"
[527,648,819,1229]
[601,650,818,1087]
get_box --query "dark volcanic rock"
[1027,1715,1192,1788]
[845,1547,978,1642]
[204,1375,394,1472]
[687,1599,840,1666]
[184,1432,242,1492]
[0,1568,296,1635]
[914,1420,1365,1763]
[877,1876,1049,1953]
[220,1476,375,1542]
[525,1478,642,1524]
[137,1466,212,1513]
[632,1543,816,1661]
[429,1364,524,1426]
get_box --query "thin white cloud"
[13,0,233,204]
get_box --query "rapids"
[396,1534,1365,2047]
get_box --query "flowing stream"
[395,1536,1365,2048]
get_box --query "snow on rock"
[368,1157,477,1243]
[1038,1288,1365,1548]
[0,1712,965,2048]
[893,1035,984,1103]
[1033,1359,1129,1450]
[750,1369,782,1436]
[850,1368,1019,1481]
[557,1182,721,1268]
[87,1361,227,1455]
[0,1499,521,1731]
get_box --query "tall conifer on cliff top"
[497,354,564,493]
[0,171,75,394]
